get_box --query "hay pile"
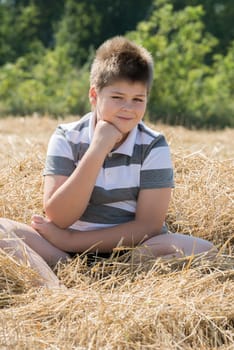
[0,116,233,349]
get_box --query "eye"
[111,95,122,99]
[133,98,144,102]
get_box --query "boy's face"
[89,80,147,138]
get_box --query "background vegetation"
[0,0,233,128]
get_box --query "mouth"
[117,115,133,121]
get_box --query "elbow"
[143,223,165,240]
[44,202,71,229]
[132,219,164,245]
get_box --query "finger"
[31,220,42,232]
[31,214,50,224]
[31,214,44,222]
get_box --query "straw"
[0,116,233,349]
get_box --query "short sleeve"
[43,126,76,176]
[140,135,174,189]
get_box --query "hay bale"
[0,255,233,349]
[0,116,233,349]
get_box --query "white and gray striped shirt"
[44,112,174,231]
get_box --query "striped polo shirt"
[44,112,174,231]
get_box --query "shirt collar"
[88,112,138,157]
[88,112,96,141]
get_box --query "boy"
[0,37,215,287]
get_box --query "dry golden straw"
[0,116,233,349]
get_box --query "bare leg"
[133,233,217,263]
[0,218,70,288]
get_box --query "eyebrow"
[110,90,147,97]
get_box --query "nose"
[121,100,134,111]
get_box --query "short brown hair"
[90,36,154,93]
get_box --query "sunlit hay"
[0,117,233,246]
[0,116,233,349]
[55,248,141,289]
[0,119,233,249]
[0,248,233,349]
[168,150,233,247]
[0,258,233,349]
[0,151,45,223]
[0,249,43,307]
[56,247,234,290]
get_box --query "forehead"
[102,80,147,96]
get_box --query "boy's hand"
[91,120,123,155]
[31,214,74,251]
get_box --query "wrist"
[91,120,123,154]
[88,140,112,158]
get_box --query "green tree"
[0,46,90,116]
[95,0,153,46]
[171,0,234,55]
[0,0,64,66]
[55,0,153,66]
[128,0,233,127]
[0,2,43,65]
[0,0,155,67]
[55,0,101,66]
[200,41,234,127]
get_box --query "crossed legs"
[0,218,70,288]
[0,218,217,287]
[134,232,217,262]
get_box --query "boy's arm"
[33,187,172,253]
[43,120,123,228]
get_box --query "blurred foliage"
[0,0,233,128]
[171,0,234,56]
[0,46,90,116]
[55,1,101,66]
[128,1,234,127]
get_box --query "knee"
[0,218,17,236]
[167,233,217,257]
[0,218,9,230]
[199,239,218,256]
[197,236,214,249]
[0,218,9,239]
[186,236,217,257]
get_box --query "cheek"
[137,105,146,117]
[100,102,116,117]
[141,103,147,114]
[96,103,112,122]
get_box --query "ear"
[89,86,97,106]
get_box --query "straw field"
[0,116,233,350]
